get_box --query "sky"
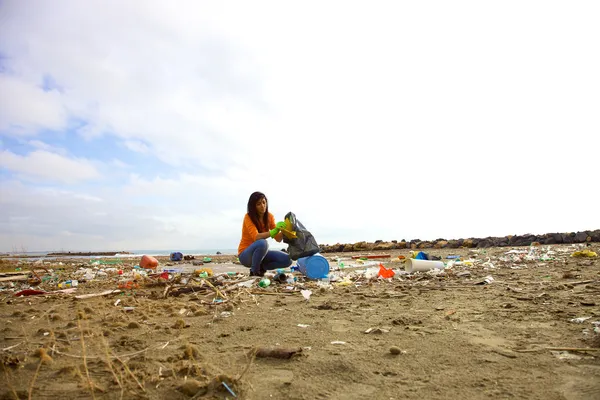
[0,1,599,253]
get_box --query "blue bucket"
[296,254,329,279]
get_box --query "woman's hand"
[275,221,287,230]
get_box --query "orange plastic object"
[118,281,139,289]
[378,263,395,278]
[140,255,158,269]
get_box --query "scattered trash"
[140,255,159,269]
[364,327,390,334]
[571,250,598,258]
[405,259,445,273]
[475,276,494,285]
[297,324,310,328]
[297,254,330,279]
[570,317,592,323]
[14,289,46,297]
[301,290,312,301]
[58,280,78,288]
[237,279,256,288]
[551,351,582,361]
[378,264,395,279]
[222,382,237,398]
[330,341,346,345]
[258,278,271,288]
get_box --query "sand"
[1,244,599,399]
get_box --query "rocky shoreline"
[320,229,600,253]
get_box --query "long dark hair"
[247,191,269,232]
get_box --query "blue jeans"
[239,239,292,275]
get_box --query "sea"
[0,248,250,260]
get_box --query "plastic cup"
[405,259,445,273]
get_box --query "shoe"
[249,270,264,277]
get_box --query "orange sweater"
[238,213,280,255]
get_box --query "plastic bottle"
[258,278,271,288]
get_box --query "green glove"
[269,227,280,238]
[275,221,287,230]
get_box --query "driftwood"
[75,290,122,299]
[0,275,28,282]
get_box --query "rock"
[562,232,575,244]
[434,240,448,249]
[494,237,509,247]
[418,242,432,249]
[477,239,493,248]
[463,239,474,248]
[574,232,588,243]
[342,244,354,252]
[591,230,600,242]
[447,240,461,249]
[373,242,395,251]
[389,346,403,355]
[530,241,541,246]
[354,241,372,251]
[127,322,141,329]
[172,319,186,329]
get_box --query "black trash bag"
[282,212,321,261]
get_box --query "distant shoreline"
[46,251,132,256]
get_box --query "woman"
[238,192,292,276]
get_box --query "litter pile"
[1,243,598,399]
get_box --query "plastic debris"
[301,290,312,301]
[378,264,395,278]
[551,351,582,361]
[364,327,390,334]
[475,276,494,285]
[571,250,598,258]
[570,316,592,323]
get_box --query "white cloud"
[0,1,599,251]
[27,140,68,155]
[111,159,130,168]
[0,75,67,135]
[0,150,101,184]
[123,140,150,154]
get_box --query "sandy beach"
[1,244,599,399]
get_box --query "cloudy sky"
[1,1,598,253]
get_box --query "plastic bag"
[282,212,321,260]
